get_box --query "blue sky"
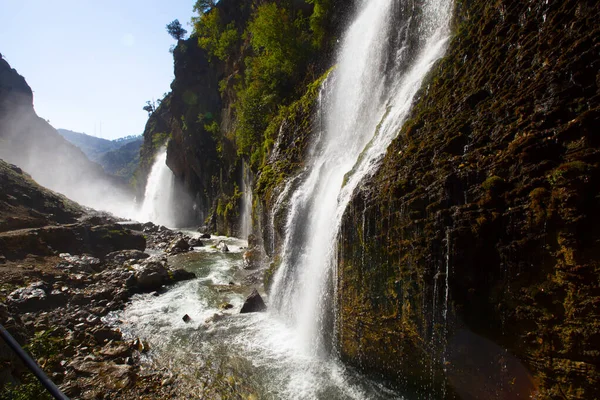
[0,0,195,139]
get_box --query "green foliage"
[216,185,242,220]
[193,0,216,15]
[0,329,65,400]
[481,175,505,192]
[0,380,52,400]
[152,132,170,150]
[194,9,239,62]
[166,19,187,40]
[306,0,331,48]
[234,2,315,165]
[547,161,590,186]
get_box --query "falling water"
[239,162,253,240]
[270,0,453,355]
[138,147,177,227]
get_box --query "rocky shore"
[0,159,206,399]
[0,219,200,399]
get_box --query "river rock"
[242,248,262,270]
[240,289,267,313]
[200,233,211,239]
[182,314,191,323]
[8,282,47,311]
[171,268,196,282]
[105,249,149,264]
[56,253,102,273]
[167,237,190,254]
[188,238,204,247]
[216,241,229,252]
[134,260,169,292]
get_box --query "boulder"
[242,248,263,270]
[167,237,190,254]
[240,289,267,313]
[200,233,211,239]
[171,269,196,282]
[8,282,47,312]
[188,238,204,247]
[182,314,191,323]
[105,250,149,264]
[134,261,169,292]
[216,241,229,252]
[56,254,102,273]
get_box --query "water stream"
[110,235,402,399]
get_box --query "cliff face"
[136,0,253,231]
[0,57,134,216]
[337,0,600,398]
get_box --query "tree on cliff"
[193,0,216,15]
[166,19,187,40]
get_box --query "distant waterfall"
[138,148,177,227]
[240,162,253,240]
[270,0,453,354]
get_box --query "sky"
[0,0,196,140]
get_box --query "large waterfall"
[138,148,177,227]
[270,0,453,354]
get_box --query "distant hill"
[57,129,142,180]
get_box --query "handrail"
[0,323,70,400]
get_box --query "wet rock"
[242,248,263,270]
[200,233,211,239]
[105,249,149,264]
[100,343,132,359]
[182,314,191,323]
[0,255,6,264]
[240,289,267,313]
[92,327,122,344]
[8,282,47,312]
[134,260,169,292]
[171,269,196,282]
[167,237,190,254]
[142,222,158,233]
[188,238,204,247]
[220,303,234,310]
[56,253,102,273]
[217,241,229,252]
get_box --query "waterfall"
[239,162,253,240]
[270,0,453,355]
[138,147,177,227]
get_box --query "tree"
[193,0,216,15]
[166,19,187,40]
[143,100,156,116]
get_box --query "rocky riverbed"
[0,218,202,399]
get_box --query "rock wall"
[135,0,253,232]
[337,0,600,398]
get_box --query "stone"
[8,282,47,312]
[167,237,190,254]
[240,289,267,313]
[171,269,196,282]
[134,260,169,292]
[242,248,262,270]
[200,233,211,239]
[182,314,191,323]
[216,241,229,252]
[220,303,233,310]
[105,250,149,264]
[188,238,204,247]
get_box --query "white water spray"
[138,148,177,227]
[239,162,253,240]
[270,0,453,354]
